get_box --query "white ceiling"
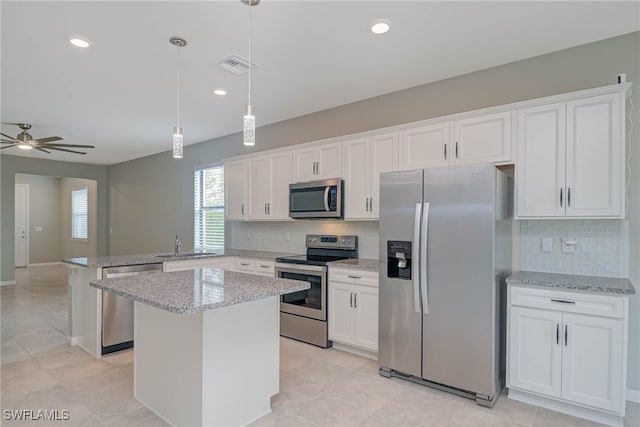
[2,1,639,165]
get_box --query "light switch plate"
[34,226,43,232]
[562,237,576,254]
[541,237,553,253]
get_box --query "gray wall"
[0,155,108,282]
[107,32,640,390]
[14,174,62,264]
[60,178,98,259]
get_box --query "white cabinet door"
[248,157,270,220]
[399,123,450,170]
[452,111,511,165]
[328,282,355,344]
[561,314,624,412]
[509,307,562,398]
[343,138,371,220]
[317,142,343,179]
[268,152,292,220]
[515,103,566,218]
[292,147,317,182]
[566,93,623,217]
[353,285,379,351]
[370,133,398,218]
[224,160,247,221]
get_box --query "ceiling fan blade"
[1,140,16,144]
[0,133,18,141]
[35,147,51,154]
[0,144,17,149]
[34,136,63,143]
[39,143,95,149]
[46,147,87,155]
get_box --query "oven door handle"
[275,263,327,274]
[324,186,330,211]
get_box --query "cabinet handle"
[564,324,568,346]
[455,142,459,159]
[348,275,362,279]
[365,198,369,212]
[350,292,353,308]
[240,263,250,266]
[370,197,373,212]
[259,264,270,268]
[354,293,357,308]
[268,203,271,214]
[556,324,559,345]
[265,203,267,214]
[568,188,571,207]
[316,161,320,175]
[444,143,447,160]
[551,299,575,305]
[241,204,245,215]
[560,188,563,207]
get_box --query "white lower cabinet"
[328,268,378,353]
[508,286,628,426]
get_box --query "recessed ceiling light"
[370,19,391,35]
[69,36,92,48]
[213,89,227,96]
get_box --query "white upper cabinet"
[452,111,511,165]
[565,93,623,217]
[516,92,624,219]
[399,123,450,170]
[516,103,567,217]
[399,112,511,171]
[247,152,292,221]
[344,133,398,220]
[224,160,247,221]
[293,142,343,182]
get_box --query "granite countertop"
[507,271,635,296]
[327,258,380,272]
[63,249,296,268]
[90,268,310,314]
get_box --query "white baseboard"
[627,388,640,404]
[0,280,16,286]
[27,262,62,267]
[331,342,378,361]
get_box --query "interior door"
[422,163,496,397]
[14,184,28,267]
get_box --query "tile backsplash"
[230,220,380,259]
[520,220,629,278]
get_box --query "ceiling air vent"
[218,55,253,75]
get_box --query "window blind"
[194,165,224,251]
[71,188,88,240]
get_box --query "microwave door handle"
[324,186,330,211]
[413,203,422,314]
[421,202,430,314]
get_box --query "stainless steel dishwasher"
[101,263,163,354]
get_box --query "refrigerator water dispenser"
[387,240,412,280]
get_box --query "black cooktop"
[275,254,353,267]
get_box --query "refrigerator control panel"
[387,240,412,280]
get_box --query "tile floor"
[1,265,638,427]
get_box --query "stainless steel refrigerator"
[378,163,512,407]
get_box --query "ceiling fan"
[0,123,95,154]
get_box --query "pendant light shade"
[242,0,259,146]
[170,36,187,159]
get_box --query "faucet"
[175,235,181,254]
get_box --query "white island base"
[134,296,279,427]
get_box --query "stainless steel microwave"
[289,178,343,219]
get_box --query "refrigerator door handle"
[421,202,430,314]
[413,203,422,314]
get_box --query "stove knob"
[310,238,317,243]
[342,239,346,244]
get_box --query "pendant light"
[242,0,259,146]
[169,36,187,158]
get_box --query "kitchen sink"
[155,252,221,259]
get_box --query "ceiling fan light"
[17,143,33,150]
[173,127,183,159]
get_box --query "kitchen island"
[90,267,310,427]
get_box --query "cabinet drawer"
[234,258,256,272]
[510,286,624,319]
[164,257,230,272]
[255,261,275,276]
[329,268,378,287]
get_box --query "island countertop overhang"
[90,268,310,314]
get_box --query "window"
[71,188,88,240]
[194,165,224,251]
